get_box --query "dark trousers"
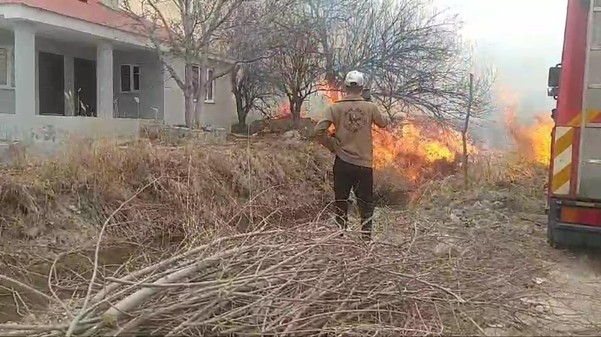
[333,156,375,232]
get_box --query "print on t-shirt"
[342,107,368,133]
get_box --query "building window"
[0,46,14,88]
[205,68,215,102]
[190,66,215,103]
[192,65,201,100]
[120,64,140,92]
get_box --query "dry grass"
[412,151,546,209]
[0,137,557,336]
[0,138,333,250]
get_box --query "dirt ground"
[371,189,601,337]
[517,250,601,336]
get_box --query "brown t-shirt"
[314,94,388,168]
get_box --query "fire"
[272,101,309,120]
[372,121,477,181]
[316,80,342,102]
[496,85,553,166]
[317,81,475,182]
[504,111,553,165]
[272,80,342,120]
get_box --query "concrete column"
[64,56,74,116]
[14,22,36,117]
[96,41,114,118]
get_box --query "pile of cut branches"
[0,216,546,337]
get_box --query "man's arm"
[314,107,338,153]
[372,105,389,128]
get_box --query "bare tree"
[304,0,359,90]
[221,0,289,132]
[268,12,324,126]
[231,61,279,132]
[122,0,254,127]
[122,0,493,130]
[462,73,474,188]
[322,0,494,123]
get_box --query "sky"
[436,0,567,119]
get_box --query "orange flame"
[504,111,553,165]
[318,81,476,182]
[272,100,309,120]
[372,121,478,181]
[498,85,553,166]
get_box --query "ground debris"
[0,222,545,337]
[1,142,600,336]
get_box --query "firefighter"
[314,70,389,241]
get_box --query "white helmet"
[344,70,365,87]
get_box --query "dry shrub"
[0,138,333,248]
[411,152,547,213]
[469,152,546,187]
[372,159,461,209]
[372,152,552,335]
[467,152,547,213]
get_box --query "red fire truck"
[547,0,601,247]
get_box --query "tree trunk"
[184,63,195,127]
[182,6,195,128]
[193,51,209,128]
[193,68,204,128]
[232,72,246,128]
[235,94,246,127]
[462,74,474,189]
[290,98,303,129]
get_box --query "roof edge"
[0,2,237,64]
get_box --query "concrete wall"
[0,113,149,142]
[163,56,185,126]
[0,113,154,162]
[113,50,164,120]
[201,59,236,129]
[163,57,237,130]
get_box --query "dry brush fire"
[272,82,554,183]
[314,89,480,182]
[504,111,553,165]
[371,121,476,182]
[369,112,553,183]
